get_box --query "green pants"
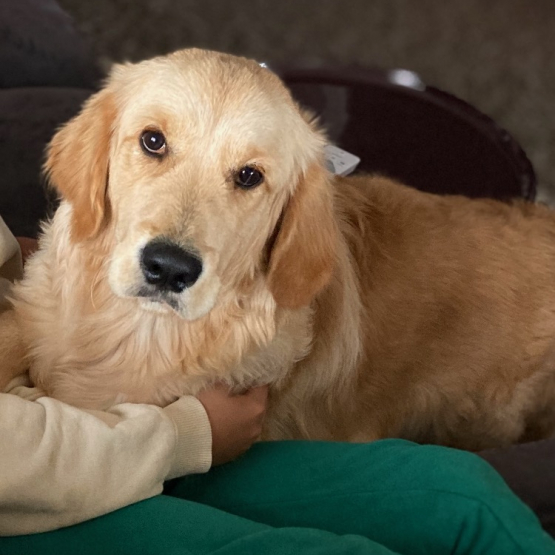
[2,440,553,554]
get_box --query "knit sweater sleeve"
[0,381,212,536]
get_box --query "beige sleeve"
[0,378,212,536]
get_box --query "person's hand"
[197,384,269,466]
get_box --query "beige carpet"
[59,0,555,203]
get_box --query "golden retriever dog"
[8,48,555,450]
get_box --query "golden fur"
[8,49,555,450]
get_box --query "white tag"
[324,145,361,176]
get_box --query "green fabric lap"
[0,495,401,555]
[165,440,555,555]
[2,439,554,555]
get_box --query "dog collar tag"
[324,145,361,176]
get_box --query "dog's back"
[297,175,555,449]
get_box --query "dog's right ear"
[45,89,117,242]
[267,163,339,309]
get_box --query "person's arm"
[0,376,212,536]
[0,376,268,537]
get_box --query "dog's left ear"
[267,163,338,309]
[45,89,116,242]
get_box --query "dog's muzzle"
[140,240,203,294]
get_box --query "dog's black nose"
[141,241,203,293]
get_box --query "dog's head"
[45,49,338,320]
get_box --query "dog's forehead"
[118,54,289,118]
[113,54,299,148]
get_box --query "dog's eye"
[234,166,264,189]
[140,130,167,156]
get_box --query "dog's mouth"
[136,286,180,312]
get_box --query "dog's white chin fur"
[136,294,215,320]
[138,299,173,315]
